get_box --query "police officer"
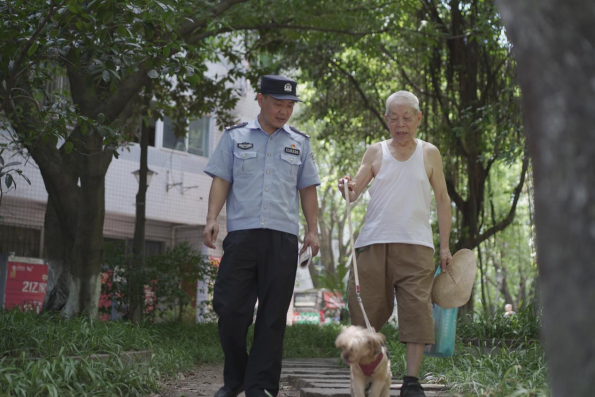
[203,75,320,397]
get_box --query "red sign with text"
[4,261,48,313]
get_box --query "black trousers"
[213,229,298,397]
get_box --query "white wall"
[0,74,261,260]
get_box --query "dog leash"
[343,182,374,333]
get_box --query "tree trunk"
[31,126,112,318]
[497,1,595,395]
[42,196,72,312]
[130,108,151,323]
[65,136,108,318]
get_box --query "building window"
[162,117,186,152]
[0,224,41,258]
[188,117,210,157]
[162,116,210,157]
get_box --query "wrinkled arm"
[338,144,379,202]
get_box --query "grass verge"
[0,309,548,396]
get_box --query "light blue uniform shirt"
[205,118,320,236]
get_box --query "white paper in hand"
[298,246,312,268]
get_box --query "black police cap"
[260,75,301,102]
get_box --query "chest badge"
[285,146,300,155]
[237,142,253,150]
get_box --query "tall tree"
[275,1,529,313]
[0,0,387,317]
[296,0,528,251]
[497,0,595,395]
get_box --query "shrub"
[458,305,541,341]
[101,242,217,322]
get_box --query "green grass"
[385,328,548,397]
[458,307,541,342]
[1,310,154,358]
[0,309,548,396]
[282,324,343,358]
[0,310,346,396]
[0,354,161,397]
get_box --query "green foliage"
[386,337,549,397]
[0,310,548,395]
[458,306,541,341]
[0,0,392,152]
[472,163,538,315]
[315,259,349,299]
[383,319,548,396]
[0,354,161,397]
[0,149,31,209]
[296,113,369,290]
[283,324,344,358]
[101,242,217,322]
[0,310,196,395]
[288,0,527,257]
[0,312,344,395]
[0,310,153,358]
[280,1,535,320]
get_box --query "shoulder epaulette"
[289,126,310,138]
[225,122,248,131]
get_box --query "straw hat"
[432,249,477,309]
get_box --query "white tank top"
[354,139,434,250]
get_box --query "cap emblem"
[284,83,292,92]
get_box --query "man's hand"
[338,176,357,202]
[301,231,320,257]
[203,220,219,249]
[440,247,452,272]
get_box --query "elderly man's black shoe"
[214,385,244,397]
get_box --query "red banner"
[4,260,48,313]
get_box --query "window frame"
[156,116,212,158]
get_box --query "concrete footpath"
[281,358,451,397]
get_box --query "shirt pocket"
[278,153,302,181]
[233,151,258,175]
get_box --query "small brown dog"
[335,326,391,397]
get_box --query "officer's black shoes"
[400,377,426,397]
[245,388,273,397]
[214,385,245,397]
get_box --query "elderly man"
[339,91,452,397]
[203,75,320,397]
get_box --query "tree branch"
[188,23,394,44]
[179,0,251,40]
[475,153,530,245]
[422,0,450,35]
[445,175,466,212]
[26,138,80,241]
[329,59,389,132]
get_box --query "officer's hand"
[203,220,219,249]
[440,248,452,272]
[338,176,357,201]
[302,231,320,258]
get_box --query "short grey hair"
[385,91,420,114]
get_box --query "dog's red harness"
[358,351,384,377]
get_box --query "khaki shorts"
[348,243,435,344]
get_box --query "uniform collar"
[248,117,291,136]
